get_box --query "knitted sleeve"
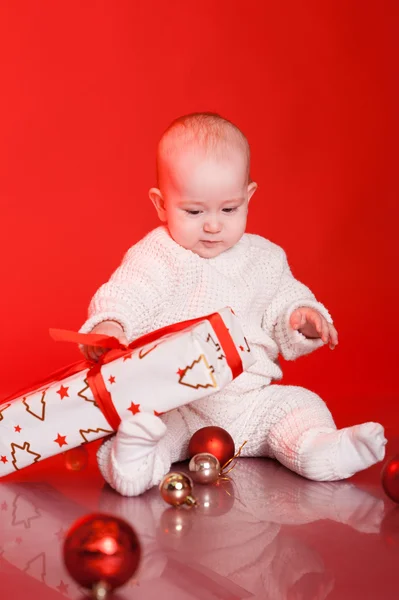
[262,248,333,361]
[79,230,176,342]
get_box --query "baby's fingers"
[85,345,106,362]
[328,324,339,349]
[320,318,330,344]
[290,309,303,330]
[307,311,323,336]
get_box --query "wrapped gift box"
[0,308,254,476]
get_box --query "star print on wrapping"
[177,354,217,390]
[128,402,140,416]
[57,581,69,595]
[23,392,46,421]
[1,456,7,464]
[14,425,21,432]
[56,385,69,400]
[11,442,41,471]
[54,528,65,541]
[54,434,67,448]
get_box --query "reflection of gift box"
[0,308,254,476]
[0,482,85,598]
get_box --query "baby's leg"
[240,385,387,481]
[97,410,190,496]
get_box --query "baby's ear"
[149,188,167,222]
[247,181,258,202]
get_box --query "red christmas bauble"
[64,446,89,471]
[188,426,235,468]
[382,455,399,503]
[63,513,141,592]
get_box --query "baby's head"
[149,113,257,258]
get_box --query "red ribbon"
[1,312,243,431]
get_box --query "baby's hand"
[84,321,128,361]
[290,307,338,350]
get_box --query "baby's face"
[161,148,255,258]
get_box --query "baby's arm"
[263,248,334,360]
[79,233,175,356]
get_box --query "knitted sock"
[269,408,387,481]
[97,413,169,497]
[297,422,387,481]
[97,410,190,497]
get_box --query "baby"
[80,112,387,497]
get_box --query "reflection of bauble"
[157,507,195,550]
[64,446,89,471]
[195,478,236,517]
[63,513,141,592]
[189,452,220,484]
[381,506,399,553]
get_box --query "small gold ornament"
[189,452,221,485]
[159,472,196,507]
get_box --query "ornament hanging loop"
[220,440,248,476]
[184,495,197,507]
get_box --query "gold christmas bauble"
[189,452,221,485]
[159,472,196,507]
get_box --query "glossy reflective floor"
[1,436,398,599]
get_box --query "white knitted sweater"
[80,226,332,395]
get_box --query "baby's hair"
[157,112,251,186]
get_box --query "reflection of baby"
[80,112,387,497]
[98,459,385,599]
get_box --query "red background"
[0,1,398,429]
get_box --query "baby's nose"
[203,217,221,233]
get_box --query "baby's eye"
[185,210,202,215]
[222,207,238,213]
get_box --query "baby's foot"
[297,422,387,482]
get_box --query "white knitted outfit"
[80,226,386,495]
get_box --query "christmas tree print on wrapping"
[206,333,226,361]
[79,427,113,443]
[11,442,41,471]
[178,355,217,390]
[0,404,10,421]
[138,343,158,359]
[12,494,41,529]
[77,378,98,407]
[24,552,46,583]
[23,391,46,421]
